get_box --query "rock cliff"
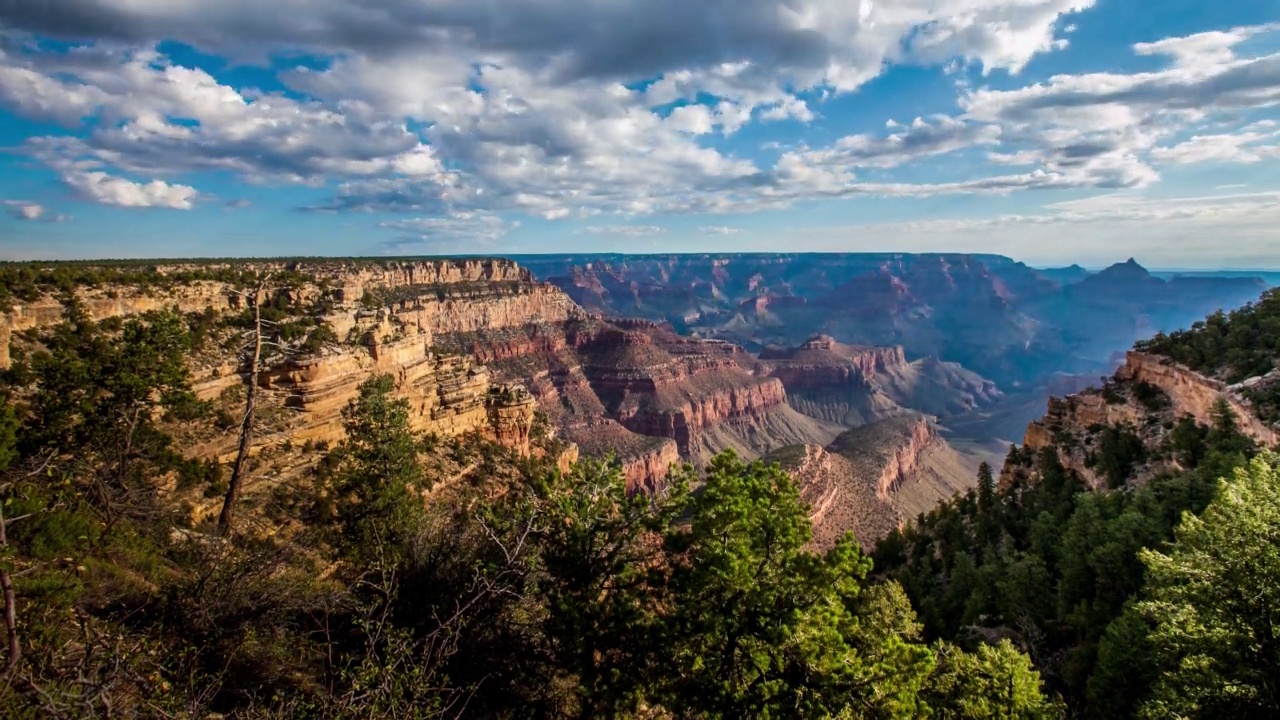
[775,414,982,549]
[759,335,1002,427]
[453,318,843,486]
[5,261,548,463]
[1018,350,1278,490]
[1117,352,1278,446]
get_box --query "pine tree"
[1138,454,1280,718]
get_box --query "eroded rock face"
[759,334,1002,427]
[777,414,982,549]
[873,417,939,499]
[463,319,841,487]
[1016,350,1278,491]
[1117,352,1278,446]
[6,261,547,461]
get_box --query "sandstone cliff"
[775,414,982,549]
[759,335,1002,427]
[5,261,550,464]
[1018,350,1278,490]
[1116,352,1278,446]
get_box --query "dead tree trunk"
[0,499,19,677]
[219,286,264,534]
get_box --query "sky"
[1,0,1279,268]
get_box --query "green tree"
[330,374,428,561]
[524,457,688,717]
[922,640,1059,719]
[0,401,17,472]
[1138,454,1280,718]
[659,452,931,718]
[24,308,196,520]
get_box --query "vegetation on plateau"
[0,306,1054,718]
[0,285,1276,718]
[1137,287,1280,421]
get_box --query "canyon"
[4,253,1272,546]
[516,253,1267,444]
[3,259,962,498]
[772,414,981,549]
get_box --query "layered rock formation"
[775,414,983,549]
[516,253,1265,388]
[455,319,843,485]
[1117,352,1278,446]
[759,335,1002,427]
[1,281,237,368]
[5,261,550,464]
[1019,349,1279,490]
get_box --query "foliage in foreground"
[0,310,1055,717]
[3,295,1279,717]
[873,399,1261,717]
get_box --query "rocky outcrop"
[558,417,682,494]
[620,441,683,495]
[2,282,236,368]
[871,417,939,499]
[616,376,789,456]
[761,335,908,380]
[1016,350,1278,491]
[776,414,982,549]
[759,335,1001,427]
[1117,352,1278,446]
[1023,393,1143,453]
[7,261,558,462]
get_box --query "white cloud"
[3,200,71,222]
[582,225,669,236]
[1,8,1278,229]
[65,171,198,209]
[4,201,45,221]
[0,0,1097,218]
[1151,125,1280,165]
[791,116,1001,170]
[700,225,741,235]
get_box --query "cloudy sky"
[1,0,1278,267]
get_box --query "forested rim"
[0,293,1276,717]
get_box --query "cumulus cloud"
[1,5,1277,231]
[4,200,70,222]
[66,171,198,209]
[1151,123,1280,165]
[582,225,668,236]
[0,0,1096,217]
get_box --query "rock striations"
[2,258,1016,497]
[3,261,550,464]
[1019,350,1279,490]
[759,334,1002,426]
[773,414,983,549]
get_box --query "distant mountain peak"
[1094,257,1156,282]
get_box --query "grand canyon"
[2,253,1278,717]
[2,253,1268,542]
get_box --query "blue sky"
[1,0,1279,268]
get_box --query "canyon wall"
[1117,352,1278,446]
[5,261,549,462]
[1019,350,1278,491]
[780,414,981,549]
[871,417,940,500]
